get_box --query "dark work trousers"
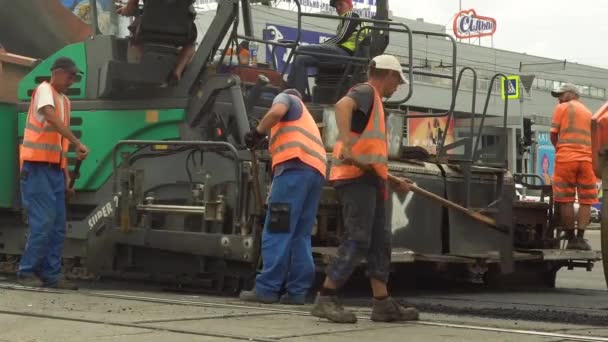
[286,44,351,96]
[326,178,391,287]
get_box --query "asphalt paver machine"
[0,0,601,292]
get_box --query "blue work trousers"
[18,161,66,285]
[255,168,324,301]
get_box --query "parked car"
[591,207,600,223]
[591,201,603,223]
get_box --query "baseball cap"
[371,54,408,84]
[330,0,353,8]
[50,57,83,75]
[551,83,579,98]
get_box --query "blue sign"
[537,145,555,185]
[537,131,554,185]
[501,75,520,100]
[62,0,114,12]
[263,24,331,74]
[505,79,517,94]
[536,132,550,146]
[61,0,118,35]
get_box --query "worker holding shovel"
[310,55,419,324]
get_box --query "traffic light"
[523,118,533,147]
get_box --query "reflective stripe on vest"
[22,141,63,152]
[338,15,369,53]
[329,84,388,181]
[20,82,71,168]
[557,102,592,148]
[269,97,327,177]
[25,122,57,133]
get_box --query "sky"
[390,1,608,68]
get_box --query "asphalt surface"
[0,284,607,342]
[377,230,608,326]
[0,231,605,341]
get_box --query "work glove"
[244,128,266,149]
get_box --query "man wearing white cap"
[310,55,418,323]
[550,83,597,250]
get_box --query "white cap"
[551,83,579,97]
[371,54,408,84]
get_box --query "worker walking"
[310,55,418,323]
[550,83,597,250]
[18,57,89,289]
[240,89,326,305]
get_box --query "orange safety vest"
[268,96,327,177]
[552,100,592,163]
[226,47,250,64]
[20,82,71,169]
[329,84,388,181]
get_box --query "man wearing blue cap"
[17,56,89,290]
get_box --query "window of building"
[478,79,489,91]
[591,87,599,98]
[552,80,563,92]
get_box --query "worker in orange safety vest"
[311,55,418,323]
[17,57,89,290]
[239,88,326,305]
[550,83,597,251]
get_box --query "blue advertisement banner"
[61,0,118,35]
[537,145,555,185]
[263,24,332,74]
[536,131,554,185]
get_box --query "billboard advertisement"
[61,0,122,35]
[453,9,496,39]
[407,113,454,155]
[263,24,332,74]
[536,132,554,185]
[537,145,555,185]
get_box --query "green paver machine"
[0,0,601,292]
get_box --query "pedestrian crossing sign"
[501,75,520,100]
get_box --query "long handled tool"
[348,158,512,273]
[386,173,497,227]
[348,158,498,228]
[65,159,82,222]
[249,147,264,217]
[69,159,82,190]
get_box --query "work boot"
[310,294,357,324]
[17,276,44,288]
[370,297,419,322]
[239,290,278,304]
[45,279,78,290]
[567,237,592,251]
[579,238,592,251]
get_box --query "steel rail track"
[1,283,607,342]
[0,309,277,342]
